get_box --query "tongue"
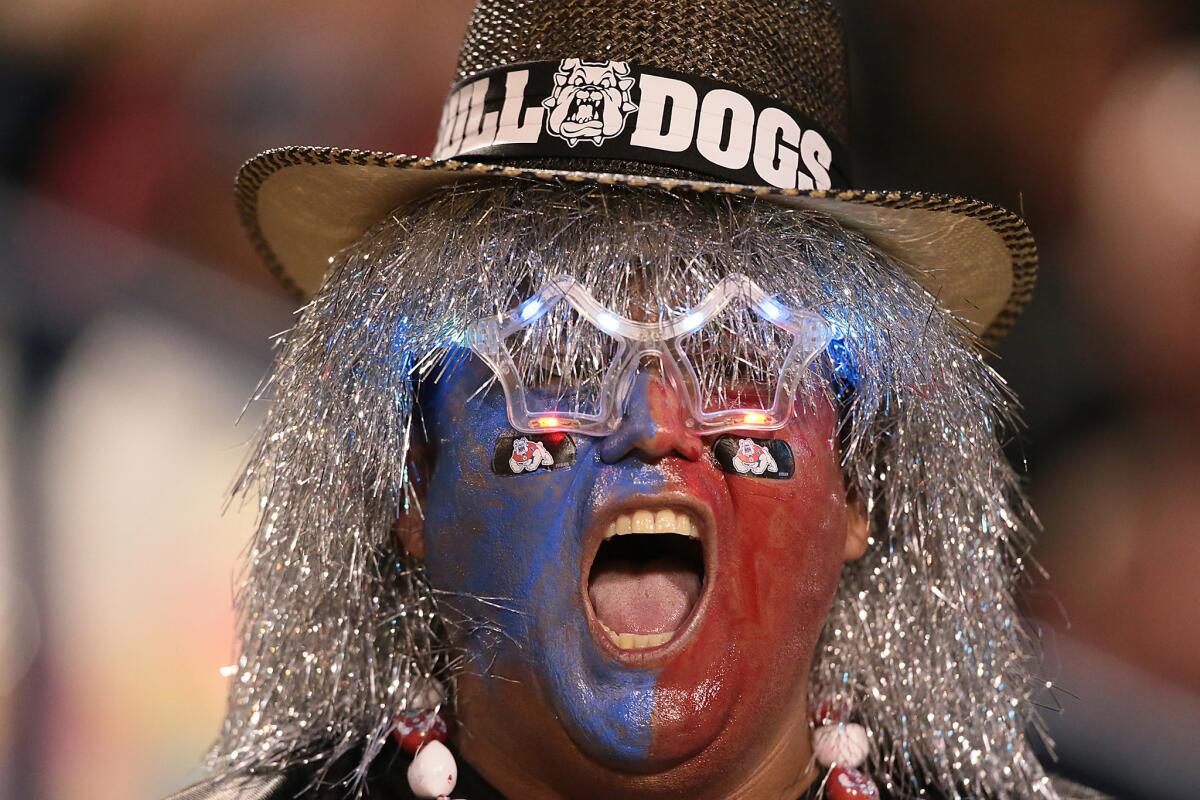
[588,558,701,634]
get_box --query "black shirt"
[167,739,1108,800]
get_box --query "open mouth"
[587,508,706,652]
[567,93,599,124]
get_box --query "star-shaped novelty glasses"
[466,274,831,437]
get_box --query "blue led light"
[679,311,705,334]
[758,297,788,322]
[519,299,544,321]
[595,312,621,333]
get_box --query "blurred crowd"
[0,2,1197,798]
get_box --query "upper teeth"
[604,508,699,539]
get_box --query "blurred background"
[0,1,1196,798]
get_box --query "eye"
[493,433,577,476]
[572,73,585,86]
[600,75,613,88]
[506,305,621,417]
[711,436,793,479]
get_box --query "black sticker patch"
[712,436,794,479]
[492,433,577,476]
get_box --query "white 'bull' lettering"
[436,70,547,158]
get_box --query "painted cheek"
[420,374,571,652]
[733,409,846,656]
[425,419,569,641]
[649,403,846,762]
[422,371,660,767]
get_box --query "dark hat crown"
[236,0,1034,345]
[455,0,850,147]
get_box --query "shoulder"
[1049,775,1114,799]
[163,757,423,800]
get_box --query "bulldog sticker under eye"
[493,434,577,476]
[712,436,794,479]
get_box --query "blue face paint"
[421,358,658,766]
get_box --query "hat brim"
[236,147,1036,344]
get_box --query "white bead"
[408,677,445,711]
[407,739,458,799]
[813,722,869,768]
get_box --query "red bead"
[825,766,880,800]
[392,709,449,755]
[810,700,835,725]
[809,698,850,726]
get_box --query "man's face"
[415,356,860,798]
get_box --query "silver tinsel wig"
[212,180,1058,798]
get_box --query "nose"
[599,365,705,464]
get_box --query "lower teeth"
[599,622,675,650]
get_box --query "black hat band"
[434,59,852,191]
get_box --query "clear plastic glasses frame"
[465,274,831,436]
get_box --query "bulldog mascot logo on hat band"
[543,59,639,147]
[169,1,1108,799]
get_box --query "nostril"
[601,427,701,465]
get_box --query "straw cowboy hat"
[234,0,1036,343]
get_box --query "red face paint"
[640,377,848,772]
